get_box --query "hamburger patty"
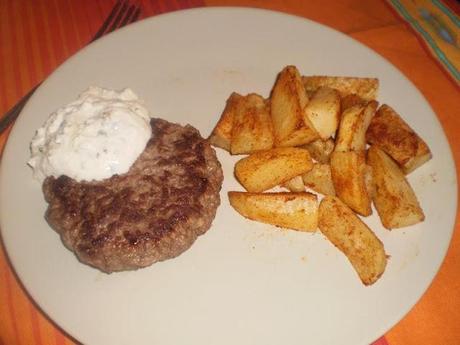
[43,118,223,273]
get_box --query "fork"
[0,0,142,134]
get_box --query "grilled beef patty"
[43,118,223,273]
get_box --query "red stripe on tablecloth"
[51,0,71,60]
[148,0,204,14]
[97,0,119,26]
[189,0,206,7]
[58,0,82,54]
[81,1,101,39]
[29,304,43,345]
[147,0,205,16]
[69,0,93,44]
[150,0,180,14]
[18,2,36,86]
[69,0,91,44]
[54,327,66,345]
[24,3,45,83]
[38,1,59,75]
[157,0,169,13]
[82,0,112,41]
[176,0,187,7]
[142,0,155,16]
[171,0,182,11]
[149,0,163,14]
[11,1,29,94]
[0,2,8,112]
[175,0,188,8]
[65,0,84,48]
[0,248,16,345]
[9,1,23,100]
[3,265,22,345]
[42,0,72,69]
[21,3,40,88]
[180,0,205,8]
[373,336,390,345]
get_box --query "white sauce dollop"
[28,86,152,183]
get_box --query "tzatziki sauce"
[28,86,152,183]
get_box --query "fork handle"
[0,83,40,134]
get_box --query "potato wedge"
[364,164,374,199]
[367,145,425,229]
[330,151,372,216]
[341,93,367,111]
[302,138,335,164]
[302,76,379,101]
[366,104,432,174]
[235,147,313,192]
[334,100,378,152]
[302,163,335,196]
[318,196,387,285]
[230,93,274,155]
[208,92,241,151]
[282,175,305,192]
[229,191,318,232]
[271,66,319,147]
[304,86,341,140]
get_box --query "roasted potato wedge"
[367,145,425,229]
[235,147,313,192]
[318,196,387,285]
[364,164,374,199]
[304,86,341,140]
[302,163,335,196]
[271,66,319,147]
[334,101,378,152]
[302,76,379,101]
[208,92,241,151]
[282,175,305,192]
[302,138,335,164]
[230,93,274,155]
[229,191,318,232]
[330,151,372,216]
[366,104,432,174]
[341,93,367,111]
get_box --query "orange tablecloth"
[1,1,459,344]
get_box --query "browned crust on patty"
[43,118,223,273]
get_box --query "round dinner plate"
[0,7,457,345]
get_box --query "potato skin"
[367,145,425,229]
[208,92,241,151]
[366,104,432,174]
[229,191,318,232]
[341,93,367,111]
[234,147,313,192]
[318,196,387,286]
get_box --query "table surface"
[0,1,459,345]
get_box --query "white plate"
[0,7,457,345]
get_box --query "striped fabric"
[0,1,459,345]
[386,0,460,85]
